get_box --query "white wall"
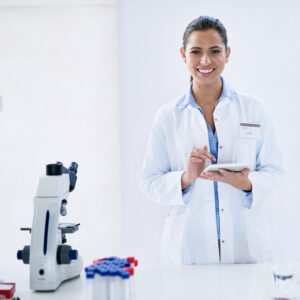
[117,0,300,265]
[0,5,120,267]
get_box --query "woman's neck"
[192,78,223,107]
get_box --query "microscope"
[17,162,83,291]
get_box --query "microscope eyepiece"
[45,162,78,192]
[69,162,78,174]
[46,164,63,176]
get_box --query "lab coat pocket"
[161,209,187,265]
[239,123,261,139]
[243,207,272,262]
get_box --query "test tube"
[124,267,135,299]
[119,271,130,300]
[94,267,101,300]
[85,272,95,300]
[109,266,119,300]
[97,267,109,300]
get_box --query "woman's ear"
[180,47,187,63]
[225,47,231,63]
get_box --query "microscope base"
[30,256,83,291]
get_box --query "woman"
[140,16,283,264]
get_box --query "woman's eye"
[211,50,220,54]
[191,51,200,54]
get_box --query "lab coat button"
[219,146,223,149]
[215,118,218,122]
[221,208,224,212]
[221,240,225,243]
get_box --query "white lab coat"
[140,87,284,265]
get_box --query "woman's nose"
[200,53,211,65]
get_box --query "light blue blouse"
[183,77,253,239]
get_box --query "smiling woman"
[181,17,229,84]
[140,16,284,265]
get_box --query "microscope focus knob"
[69,249,78,260]
[17,246,30,264]
[57,245,78,264]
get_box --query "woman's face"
[180,29,230,86]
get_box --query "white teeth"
[198,69,214,73]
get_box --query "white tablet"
[203,163,249,173]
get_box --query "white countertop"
[1,263,300,300]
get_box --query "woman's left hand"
[199,168,252,191]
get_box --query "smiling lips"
[197,68,215,75]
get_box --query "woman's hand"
[199,168,252,191]
[181,145,216,190]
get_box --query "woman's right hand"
[181,145,216,190]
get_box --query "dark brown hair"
[183,16,228,51]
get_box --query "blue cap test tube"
[85,272,95,300]
[109,267,119,300]
[97,267,109,300]
[85,265,97,273]
[120,271,130,300]
[85,256,136,300]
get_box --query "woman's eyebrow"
[189,46,222,50]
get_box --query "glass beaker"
[273,263,295,300]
